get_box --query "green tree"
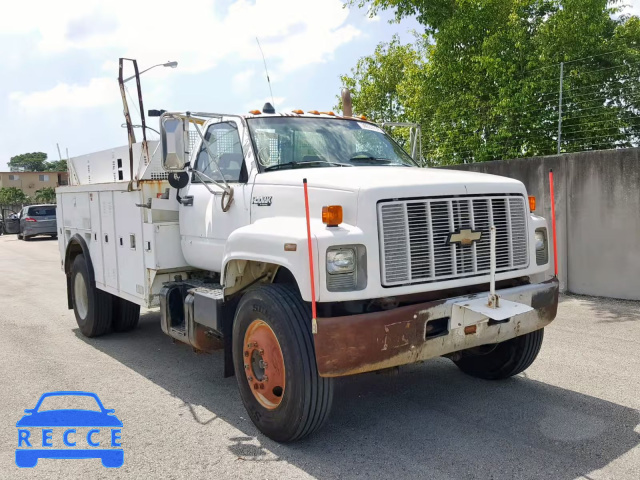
[8,152,48,171]
[0,187,29,219]
[45,160,68,172]
[34,187,57,204]
[343,0,640,164]
[338,35,421,123]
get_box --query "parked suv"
[18,205,57,240]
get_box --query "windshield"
[247,117,416,171]
[28,206,56,216]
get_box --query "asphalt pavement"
[0,234,638,479]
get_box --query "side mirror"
[161,115,189,171]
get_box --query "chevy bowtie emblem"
[448,228,482,246]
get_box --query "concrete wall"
[445,148,640,300]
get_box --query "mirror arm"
[191,119,231,194]
[189,169,219,195]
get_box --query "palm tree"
[34,187,56,204]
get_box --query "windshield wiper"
[349,156,394,163]
[265,160,352,171]
[348,156,411,166]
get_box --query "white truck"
[57,90,558,442]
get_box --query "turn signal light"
[249,109,261,115]
[322,205,343,227]
[528,195,536,212]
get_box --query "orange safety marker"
[303,179,318,334]
[549,169,559,277]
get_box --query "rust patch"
[314,278,560,378]
[380,320,413,351]
[531,278,559,321]
[314,302,433,377]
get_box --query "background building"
[0,171,68,199]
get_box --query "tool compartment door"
[99,191,119,290]
[113,190,146,299]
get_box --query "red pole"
[303,179,318,334]
[549,169,559,277]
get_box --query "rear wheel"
[453,329,544,380]
[112,296,140,332]
[232,284,333,442]
[71,254,112,337]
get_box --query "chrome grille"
[378,196,529,286]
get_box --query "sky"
[0,0,421,170]
[1,0,638,170]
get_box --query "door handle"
[180,195,194,206]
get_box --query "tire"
[232,284,334,442]
[71,254,112,337]
[453,328,544,380]
[112,296,140,332]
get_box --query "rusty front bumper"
[314,278,559,377]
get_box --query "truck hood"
[254,166,525,197]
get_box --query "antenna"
[256,37,275,107]
[56,143,63,161]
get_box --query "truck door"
[178,118,251,272]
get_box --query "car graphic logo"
[448,228,482,246]
[15,391,123,468]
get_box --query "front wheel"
[232,284,333,442]
[71,254,113,337]
[452,328,544,380]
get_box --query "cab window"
[193,121,246,183]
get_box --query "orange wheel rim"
[243,319,286,409]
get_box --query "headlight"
[535,228,548,265]
[326,245,367,292]
[327,248,355,274]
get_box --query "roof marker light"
[249,110,261,115]
[292,109,304,114]
[307,110,320,115]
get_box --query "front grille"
[378,196,529,286]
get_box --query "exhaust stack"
[341,88,353,117]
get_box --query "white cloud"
[623,0,640,16]
[9,78,119,110]
[232,69,257,94]
[2,0,361,75]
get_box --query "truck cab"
[57,105,558,443]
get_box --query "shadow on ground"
[563,293,640,323]
[77,312,640,480]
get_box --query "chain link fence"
[420,51,640,165]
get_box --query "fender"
[64,234,96,310]
[221,217,320,302]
